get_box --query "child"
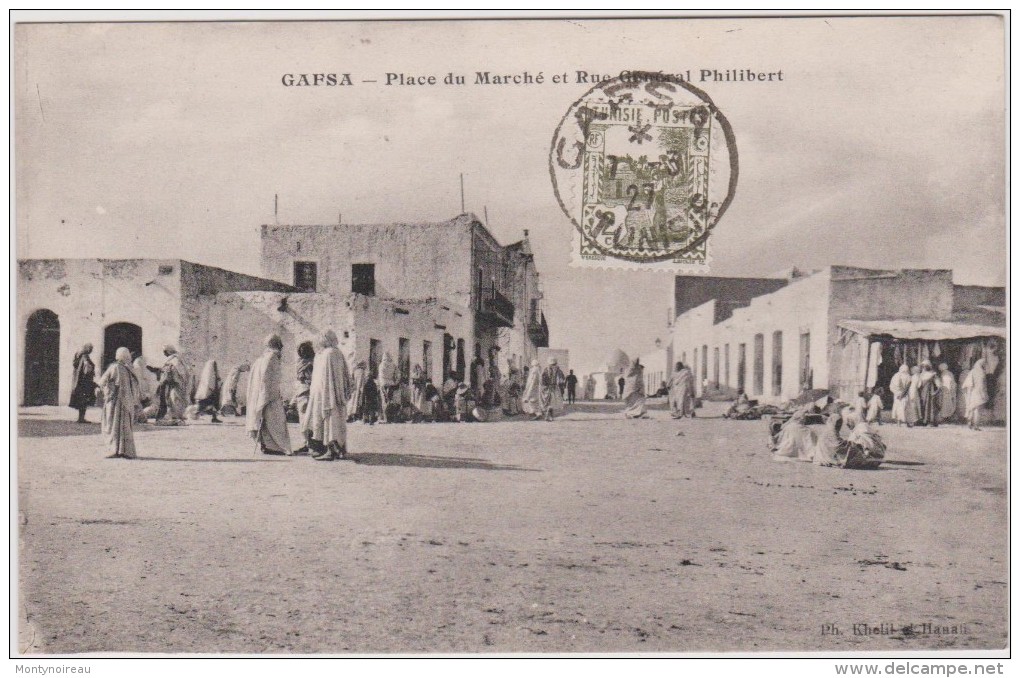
[866,387,884,425]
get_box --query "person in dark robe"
[69,343,97,423]
[290,341,315,448]
[565,370,578,404]
[917,360,941,427]
[361,367,380,424]
[617,375,626,400]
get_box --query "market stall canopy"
[838,319,1006,341]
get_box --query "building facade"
[18,213,551,407]
[18,258,293,406]
[670,266,1005,418]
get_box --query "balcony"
[478,288,515,328]
[527,311,549,347]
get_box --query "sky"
[14,16,1006,377]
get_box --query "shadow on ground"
[18,418,100,438]
[349,452,540,472]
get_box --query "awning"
[837,319,1006,341]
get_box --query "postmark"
[549,71,738,271]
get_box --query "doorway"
[103,322,142,370]
[24,309,60,406]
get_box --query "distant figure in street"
[617,375,625,401]
[378,352,398,423]
[194,360,223,423]
[854,390,868,418]
[503,365,522,416]
[522,359,543,419]
[290,341,315,434]
[154,345,190,424]
[454,383,475,422]
[361,368,381,424]
[772,407,817,462]
[305,330,352,461]
[541,357,566,421]
[565,369,578,404]
[905,365,922,427]
[410,364,428,421]
[866,387,884,425]
[917,360,941,427]
[246,334,291,455]
[668,361,696,419]
[131,354,156,422]
[938,363,957,423]
[621,358,647,419]
[723,390,750,419]
[219,363,250,416]
[347,360,367,422]
[98,347,140,459]
[961,358,988,430]
[889,364,911,425]
[70,343,97,423]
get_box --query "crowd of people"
[64,336,996,463]
[66,337,582,461]
[886,359,988,430]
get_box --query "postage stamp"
[549,71,738,271]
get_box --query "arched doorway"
[103,322,143,370]
[24,309,60,406]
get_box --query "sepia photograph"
[11,12,1008,662]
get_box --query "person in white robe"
[98,347,140,459]
[246,334,291,455]
[773,408,817,462]
[961,358,988,430]
[521,359,543,420]
[540,358,565,421]
[668,362,696,419]
[378,352,398,423]
[621,358,648,419]
[304,330,353,460]
[888,364,911,425]
[938,363,957,423]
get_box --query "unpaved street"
[17,402,1007,653]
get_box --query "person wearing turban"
[246,334,291,455]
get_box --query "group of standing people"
[247,332,352,461]
[888,359,988,430]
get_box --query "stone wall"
[192,291,474,401]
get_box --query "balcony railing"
[478,287,515,327]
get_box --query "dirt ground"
[16,400,1007,654]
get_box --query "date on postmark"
[549,71,738,271]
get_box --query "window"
[423,340,432,382]
[772,331,783,396]
[737,343,746,392]
[693,348,699,384]
[293,261,317,292]
[799,332,812,391]
[352,263,375,296]
[753,334,764,395]
[398,338,410,385]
